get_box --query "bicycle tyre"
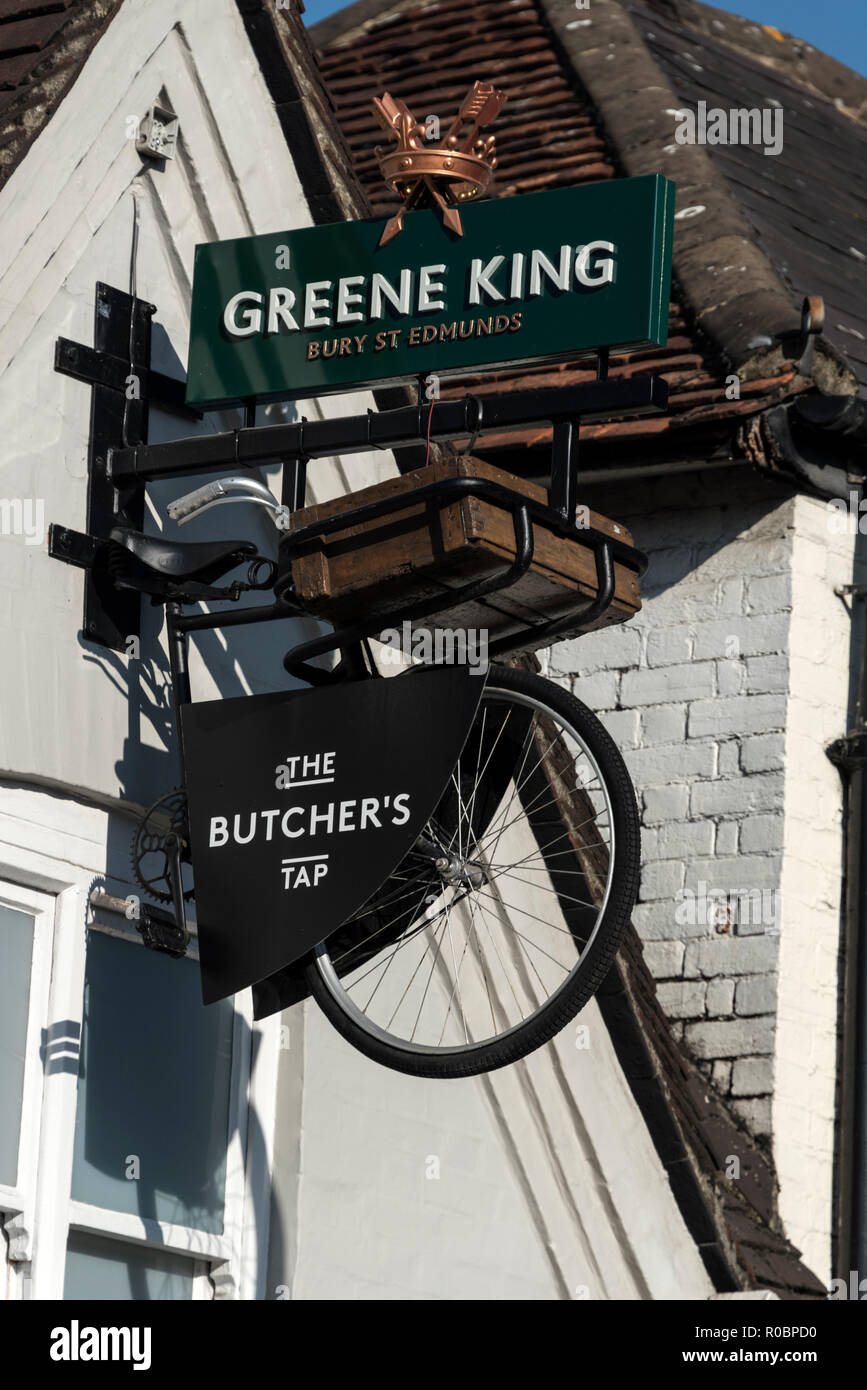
[305,663,640,1078]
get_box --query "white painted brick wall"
[550,478,794,1152]
[550,473,852,1281]
[772,493,855,1279]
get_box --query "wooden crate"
[287,456,641,653]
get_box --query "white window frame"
[0,800,281,1302]
[63,914,252,1302]
[0,882,56,1301]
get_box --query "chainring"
[131,788,195,904]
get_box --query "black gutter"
[760,397,867,501]
[828,588,867,1282]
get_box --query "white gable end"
[0,0,395,801]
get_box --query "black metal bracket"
[550,418,581,522]
[56,336,202,421]
[52,293,666,656]
[828,733,867,770]
[54,284,152,649]
[53,283,207,651]
[55,378,658,633]
[107,375,668,485]
[47,525,104,571]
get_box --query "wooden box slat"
[287,457,641,652]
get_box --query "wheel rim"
[313,682,617,1058]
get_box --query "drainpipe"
[828,585,867,1282]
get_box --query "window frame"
[0,803,281,1302]
[63,914,253,1301]
[0,881,56,1300]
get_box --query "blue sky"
[301,0,867,78]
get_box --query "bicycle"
[105,467,643,1080]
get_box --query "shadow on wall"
[52,324,334,1297]
[52,961,280,1300]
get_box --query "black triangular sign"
[181,666,485,1004]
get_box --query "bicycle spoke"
[473,896,528,1025]
[478,739,607,859]
[464,704,488,845]
[343,889,466,990]
[477,893,555,998]
[488,867,599,912]
[332,879,440,968]
[385,904,453,1030]
[466,888,498,1037]
[409,915,451,1042]
[312,674,630,1063]
[474,886,582,942]
[487,828,610,874]
[439,898,472,1045]
[476,893,573,977]
[475,721,545,863]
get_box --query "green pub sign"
[186,175,675,407]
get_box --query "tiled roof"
[315,0,808,466]
[0,0,121,187]
[637,0,867,126]
[628,0,867,395]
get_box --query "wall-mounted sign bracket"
[51,284,666,656]
[52,282,202,651]
[50,288,666,978]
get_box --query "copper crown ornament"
[373,81,507,246]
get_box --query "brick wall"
[551,473,793,1136]
[549,470,854,1279]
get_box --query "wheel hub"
[435,853,488,890]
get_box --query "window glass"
[71,932,234,1233]
[64,1230,195,1300]
[0,904,34,1188]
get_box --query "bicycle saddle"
[110,528,256,583]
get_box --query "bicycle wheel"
[305,663,640,1078]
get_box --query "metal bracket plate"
[54,283,153,650]
[828,732,867,768]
